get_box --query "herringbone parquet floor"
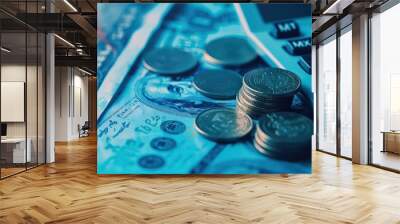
[1,135,400,224]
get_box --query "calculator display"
[257,4,310,22]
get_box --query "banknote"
[97,3,312,174]
[97,4,153,85]
[97,4,172,117]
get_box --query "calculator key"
[298,55,311,74]
[285,38,311,55]
[273,20,299,38]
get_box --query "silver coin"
[238,92,284,114]
[253,139,279,157]
[193,69,242,100]
[254,134,277,154]
[236,101,262,119]
[253,139,300,160]
[236,104,263,119]
[239,94,273,114]
[238,93,266,112]
[254,133,306,157]
[241,86,294,104]
[239,88,291,110]
[243,68,301,98]
[258,112,313,143]
[143,47,197,75]
[255,129,302,152]
[204,36,257,66]
[236,95,265,118]
[253,112,312,161]
[236,97,261,115]
[257,130,308,149]
[195,108,253,142]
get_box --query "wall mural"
[97,3,313,174]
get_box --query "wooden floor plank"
[0,135,399,224]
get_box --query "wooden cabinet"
[382,132,400,154]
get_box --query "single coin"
[143,47,197,75]
[204,36,257,66]
[193,69,242,100]
[195,108,253,142]
[243,68,301,98]
[258,112,313,143]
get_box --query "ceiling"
[0,0,99,73]
[0,0,390,74]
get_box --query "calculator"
[234,3,312,105]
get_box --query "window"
[0,1,47,179]
[370,3,400,171]
[317,25,353,159]
[339,28,352,158]
[317,35,337,154]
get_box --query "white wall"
[1,65,26,140]
[71,73,89,138]
[1,63,46,164]
[54,67,89,141]
[1,65,40,138]
[1,82,25,122]
[55,67,69,141]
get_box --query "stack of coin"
[253,112,313,161]
[236,68,301,119]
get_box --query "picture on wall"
[97,3,313,174]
